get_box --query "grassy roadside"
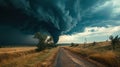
[65,44,120,67]
[0,47,59,67]
[35,47,59,67]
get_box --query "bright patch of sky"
[58,26,120,43]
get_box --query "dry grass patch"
[35,47,59,67]
[89,51,119,67]
[66,47,97,57]
[0,47,59,67]
[0,47,36,63]
[66,46,120,67]
[0,47,36,53]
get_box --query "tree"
[70,43,74,47]
[109,35,120,50]
[34,32,56,51]
[34,32,47,51]
[92,41,96,46]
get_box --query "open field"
[0,47,59,67]
[66,41,120,67]
[0,47,36,63]
[0,47,36,53]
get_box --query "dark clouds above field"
[0,0,120,44]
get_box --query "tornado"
[0,0,80,44]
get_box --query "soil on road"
[54,47,97,67]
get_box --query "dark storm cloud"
[0,0,120,44]
[0,0,80,44]
[0,26,38,45]
[67,0,120,34]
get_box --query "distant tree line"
[70,43,79,47]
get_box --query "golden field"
[0,47,36,53]
[0,47,58,67]
[66,41,120,67]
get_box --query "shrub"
[92,41,96,46]
[109,35,120,50]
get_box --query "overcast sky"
[58,0,120,43]
[0,0,120,44]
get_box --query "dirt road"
[54,47,97,67]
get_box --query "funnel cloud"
[0,0,120,44]
[0,0,80,44]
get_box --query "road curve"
[54,47,97,67]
